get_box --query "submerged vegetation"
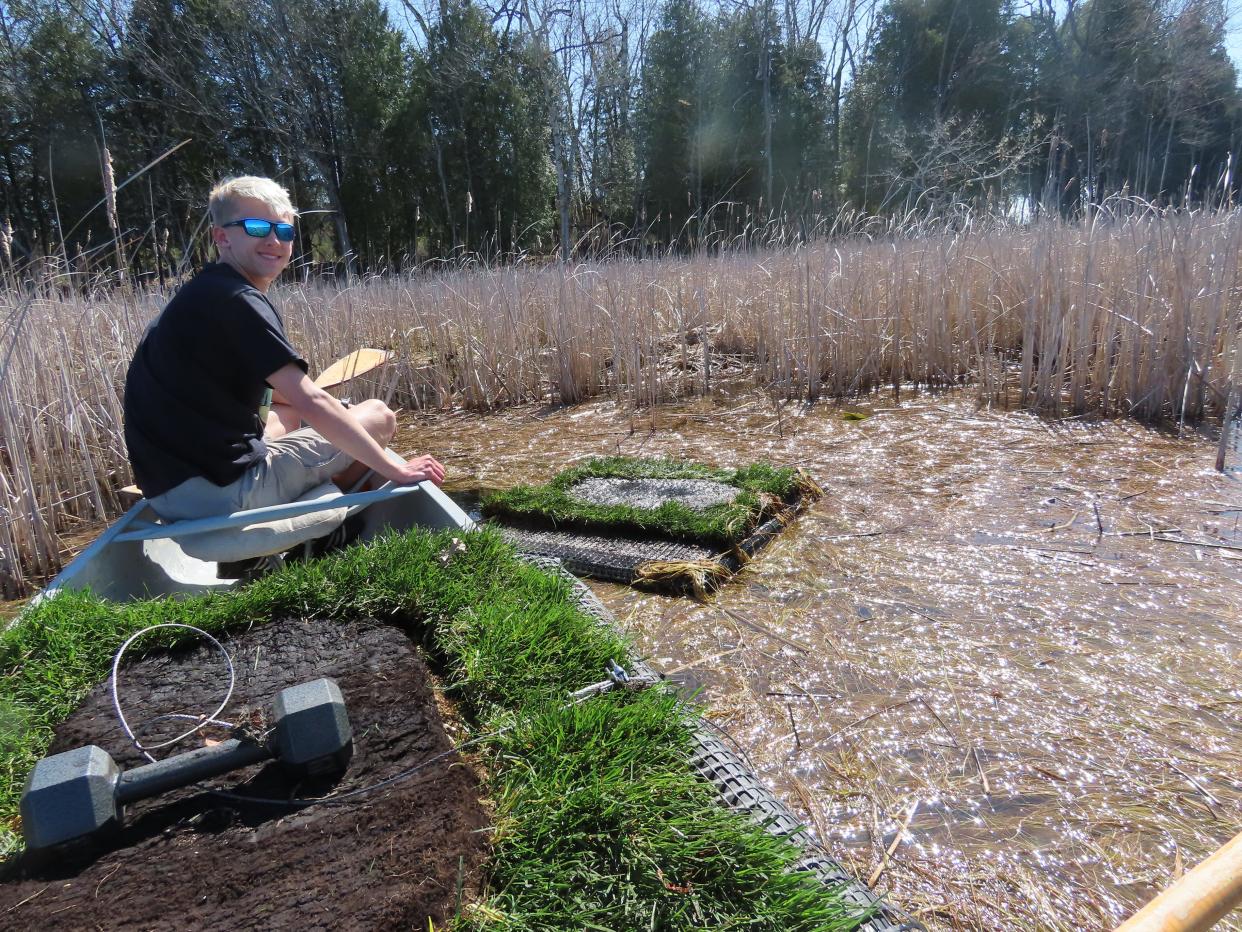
[2,207,1238,595]
[482,456,816,548]
[0,527,870,929]
[389,396,1242,929]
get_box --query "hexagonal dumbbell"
[20,677,352,851]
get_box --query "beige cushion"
[175,482,349,563]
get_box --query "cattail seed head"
[102,148,119,236]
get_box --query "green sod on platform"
[0,528,869,931]
[482,456,821,549]
[482,457,823,596]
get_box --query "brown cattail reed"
[0,204,1239,593]
[101,146,125,283]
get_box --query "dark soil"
[0,618,491,930]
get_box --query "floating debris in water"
[421,393,1242,928]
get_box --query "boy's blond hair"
[208,176,298,225]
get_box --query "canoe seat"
[160,482,349,564]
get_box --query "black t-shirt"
[124,263,307,497]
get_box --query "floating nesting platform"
[483,457,822,597]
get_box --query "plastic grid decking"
[499,527,716,584]
[496,491,807,593]
[688,731,916,931]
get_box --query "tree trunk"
[553,114,572,260]
[314,153,355,277]
[429,116,458,249]
[761,6,773,213]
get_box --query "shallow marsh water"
[407,390,1242,931]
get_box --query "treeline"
[1,0,1239,275]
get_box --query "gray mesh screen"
[1224,410,1242,477]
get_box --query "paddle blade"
[314,348,394,390]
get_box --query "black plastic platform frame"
[498,491,810,595]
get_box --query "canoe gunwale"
[20,481,473,611]
[112,482,436,544]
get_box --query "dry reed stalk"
[634,558,732,600]
[1,207,1240,592]
[0,218,12,287]
[866,797,920,889]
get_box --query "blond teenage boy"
[124,176,443,531]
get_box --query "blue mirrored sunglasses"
[223,218,296,242]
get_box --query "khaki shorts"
[149,428,353,521]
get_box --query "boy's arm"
[266,363,444,486]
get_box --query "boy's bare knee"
[353,399,397,443]
[379,405,397,443]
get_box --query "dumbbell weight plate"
[20,745,120,851]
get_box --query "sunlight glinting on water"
[410,390,1242,931]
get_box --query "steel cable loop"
[130,712,237,737]
[110,623,237,763]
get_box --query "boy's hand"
[384,454,446,487]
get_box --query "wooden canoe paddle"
[313,348,394,391]
[1114,828,1242,932]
